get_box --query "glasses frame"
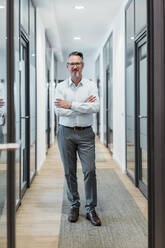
[67,62,83,67]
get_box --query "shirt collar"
[68,77,84,87]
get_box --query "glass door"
[125,0,136,182]
[45,70,50,150]
[96,79,100,136]
[104,34,113,153]
[20,37,30,194]
[136,35,148,197]
[29,1,36,182]
[106,68,113,153]
[106,69,110,147]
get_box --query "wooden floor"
[16,138,148,248]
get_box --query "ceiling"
[33,0,125,61]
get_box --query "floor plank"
[16,138,147,248]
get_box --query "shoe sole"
[68,219,78,223]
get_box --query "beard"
[71,71,81,79]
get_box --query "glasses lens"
[69,63,82,67]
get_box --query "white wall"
[36,9,46,171]
[95,0,127,173]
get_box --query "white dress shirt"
[54,78,99,127]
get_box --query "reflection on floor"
[30,143,36,179]
[127,166,148,186]
[0,170,6,216]
[0,205,7,248]
[16,137,148,248]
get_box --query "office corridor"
[16,138,147,248]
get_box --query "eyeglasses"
[67,62,83,67]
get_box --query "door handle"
[0,143,20,151]
[21,116,30,119]
[138,115,148,119]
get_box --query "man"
[54,51,101,226]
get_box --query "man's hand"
[55,99,72,109]
[85,95,96,103]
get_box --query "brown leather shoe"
[86,210,101,226]
[68,207,79,223]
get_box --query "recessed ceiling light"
[74,6,85,10]
[74,37,81,40]
[0,5,5,9]
[130,36,134,40]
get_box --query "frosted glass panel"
[103,34,113,152]
[135,0,147,35]
[21,0,29,34]
[109,39,113,130]
[14,48,20,204]
[29,1,36,179]
[20,43,27,187]
[30,64,36,178]
[126,0,135,179]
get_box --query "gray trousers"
[57,125,97,212]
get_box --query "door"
[136,35,148,197]
[45,70,51,150]
[96,79,100,136]
[106,68,113,153]
[20,37,30,194]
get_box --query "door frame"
[106,67,113,154]
[147,0,165,247]
[47,70,51,149]
[135,32,148,198]
[7,0,16,247]
[96,78,100,136]
[105,68,109,148]
[20,33,30,195]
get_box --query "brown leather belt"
[66,126,91,131]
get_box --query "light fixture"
[74,5,85,10]
[74,37,81,40]
[0,5,5,9]
[130,36,134,40]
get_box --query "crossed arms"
[54,85,99,117]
